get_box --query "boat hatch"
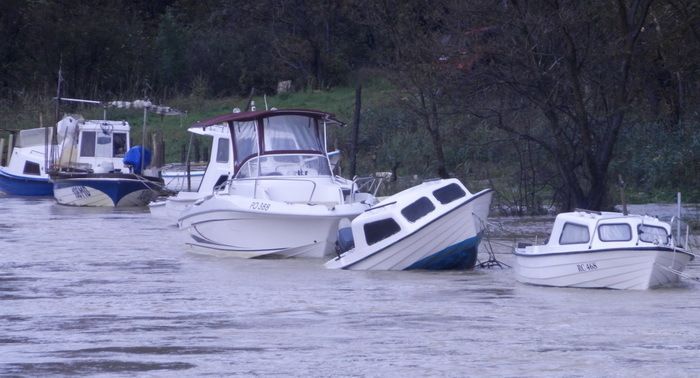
[559,222,590,244]
[401,197,435,222]
[364,218,401,245]
[638,224,669,244]
[433,183,466,204]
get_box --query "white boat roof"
[371,178,471,210]
[187,123,229,137]
[80,119,130,132]
[554,210,669,228]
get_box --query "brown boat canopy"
[192,109,344,128]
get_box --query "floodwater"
[1,196,700,377]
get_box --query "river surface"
[1,196,700,377]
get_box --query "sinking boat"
[149,123,231,220]
[325,179,493,270]
[178,109,385,258]
[0,127,56,196]
[513,209,695,290]
[50,115,166,207]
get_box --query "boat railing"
[350,172,392,201]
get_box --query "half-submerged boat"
[149,123,232,220]
[178,109,384,258]
[0,127,56,196]
[325,178,493,270]
[513,209,695,290]
[50,115,166,207]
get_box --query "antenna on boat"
[618,174,628,215]
[264,94,268,110]
[677,192,682,245]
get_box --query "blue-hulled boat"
[0,127,56,196]
[49,115,166,207]
[325,178,493,270]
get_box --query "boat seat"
[335,227,355,254]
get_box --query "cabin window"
[113,132,127,157]
[23,161,41,175]
[216,138,229,163]
[233,120,258,164]
[638,225,669,244]
[433,183,466,204]
[364,218,401,246]
[263,115,322,152]
[401,197,435,222]
[95,133,112,158]
[598,224,632,242]
[80,131,96,157]
[559,223,590,244]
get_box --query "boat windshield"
[638,224,669,244]
[263,115,323,153]
[235,154,331,178]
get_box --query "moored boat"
[0,127,56,196]
[149,123,232,220]
[325,178,493,270]
[513,209,695,290]
[50,115,166,207]
[178,109,384,258]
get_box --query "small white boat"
[0,127,56,196]
[159,163,207,192]
[325,179,493,270]
[178,109,383,259]
[513,210,695,290]
[149,124,232,220]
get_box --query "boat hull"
[326,189,493,270]
[52,173,164,207]
[178,194,367,258]
[0,168,53,196]
[514,248,694,290]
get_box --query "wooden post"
[0,138,5,167]
[7,133,14,167]
[350,84,362,178]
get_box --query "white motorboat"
[513,209,695,290]
[159,163,207,192]
[325,178,493,270]
[149,124,232,220]
[178,109,383,258]
[0,127,56,196]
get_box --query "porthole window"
[559,223,590,244]
[401,197,435,222]
[23,161,40,175]
[639,225,669,244]
[364,218,401,245]
[433,183,466,204]
[598,224,632,242]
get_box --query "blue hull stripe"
[406,235,481,270]
[0,170,53,196]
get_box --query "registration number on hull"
[577,262,598,272]
[250,201,271,211]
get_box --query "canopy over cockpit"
[192,109,344,178]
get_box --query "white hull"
[326,189,492,270]
[149,192,205,220]
[178,193,368,258]
[514,248,693,290]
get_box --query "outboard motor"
[335,227,355,256]
[123,145,152,174]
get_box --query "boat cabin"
[537,210,676,251]
[337,179,473,253]
[55,117,131,174]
